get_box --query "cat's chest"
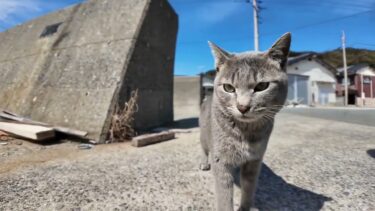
[214,134,267,166]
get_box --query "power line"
[262,8,375,36]
[178,8,374,45]
[263,0,373,9]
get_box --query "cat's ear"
[208,41,231,71]
[266,32,291,68]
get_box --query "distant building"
[201,70,215,100]
[287,54,337,106]
[173,76,201,120]
[337,64,375,106]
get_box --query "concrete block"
[0,0,178,143]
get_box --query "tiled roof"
[337,63,370,76]
[287,53,337,74]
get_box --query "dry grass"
[109,90,138,143]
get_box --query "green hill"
[290,48,375,69]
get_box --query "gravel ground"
[0,113,374,211]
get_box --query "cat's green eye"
[254,82,270,92]
[223,84,235,93]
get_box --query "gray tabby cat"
[199,33,291,211]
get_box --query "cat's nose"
[237,104,250,114]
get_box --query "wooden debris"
[0,131,8,137]
[0,122,55,141]
[0,130,13,142]
[131,131,175,147]
[0,111,87,137]
[78,144,94,150]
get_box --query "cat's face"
[209,33,291,123]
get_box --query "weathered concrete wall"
[173,76,201,120]
[120,0,178,132]
[356,98,375,107]
[0,0,178,142]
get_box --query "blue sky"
[0,0,374,76]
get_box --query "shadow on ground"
[27,133,92,146]
[171,117,198,129]
[254,164,331,210]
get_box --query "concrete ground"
[0,113,374,211]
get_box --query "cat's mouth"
[234,112,259,122]
[231,106,270,123]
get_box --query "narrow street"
[0,113,374,210]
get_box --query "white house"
[287,54,337,105]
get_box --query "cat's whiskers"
[261,115,274,123]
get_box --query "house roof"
[288,53,314,65]
[287,53,337,74]
[337,63,374,76]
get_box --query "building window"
[363,76,372,84]
[341,80,351,86]
[40,22,62,38]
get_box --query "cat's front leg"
[199,148,211,171]
[237,160,262,211]
[213,162,235,211]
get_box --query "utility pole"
[253,0,259,51]
[341,31,348,106]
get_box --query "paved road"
[0,113,374,210]
[282,107,375,127]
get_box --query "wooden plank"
[0,122,55,141]
[0,111,88,137]
[131,131,175,147]
[0,113,36,124]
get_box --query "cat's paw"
[199,163,211,171]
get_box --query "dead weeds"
[108,90,138,143]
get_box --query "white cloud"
[0,0,41,22]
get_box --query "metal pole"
[342,31,348,106]
[371,77,373,98]
[361,74,364,99]
[294,75,298,102]
[253,0,259,51]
